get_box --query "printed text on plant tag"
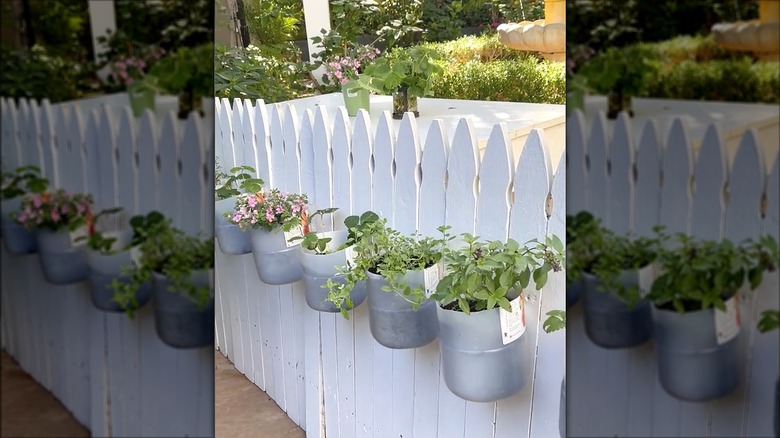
[499,295,526,345]
[715,294,740,345]
[284,226,303,248]
[69,226,89,247]
[130,246,143,268]
[637,263,656,297]
[423,262,443,298]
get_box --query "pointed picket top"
[66,106,88,194]
[93,107,118,207]
[659,119,693,237]
[444,117,479,236]
[566,109,589,215]
[113,107,137,210]
[82,109,102,207]
[330,107,353,228]
[764,152,779,242]
[550,151,566,242]
[311,105,334,214]
[724,129,764,243]
[233,98,245,125]
[239,101,257,168]
[180,113,206,236]
[475,123,513,241]
[419,120,449,238]
[608,113,634,235]
[1,98,21,167]
[268,104,287,191]
[225,98,244,168]
[392,113,422,235]
[587,113,610,224]
[298,109,317,211]
[216,97,232,162]
[283,104,302,194]
[41,101,62,187]
[253,101,272,185]
[350,110,374,217]
[690,124,726,241]
[136,111,159,215]
[157,112,181,223]
[19,99,41,171]
[509,129,552,246]
[372,112,396,224]
[634,119,663,239]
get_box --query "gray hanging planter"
[1,198,38,254]
[249,227,303,285]
[653,302,741,401]
[437,300,530,402]
[300,230,367,312]
[86,230,152,312]
[582,269,653,348]
[152,270,214,349]
[215,197,251,255]
[567,275,583,308]
[560,376,566,438]
[36,228,89,284]
[366,270,439,349]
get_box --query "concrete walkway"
[215,349,305,438]
[1,350,89,438]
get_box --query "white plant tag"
[423,262,443,298]
[69,225,89,247]
[344,245,358,267]
[715,294,740,345]
[637,262,656,297]
[499,295,526,345]
[130,245,144,268]
[284,226,303,248]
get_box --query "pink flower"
[247,196,257,208]
[32,196,42,208]
[51,211,60,222]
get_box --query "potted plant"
[758,309,779,437]
[313,29,381,116]
[565,211,599,307]
[12,189,93,284]
[228,188,308,285]
[147,43,213,119]
[326,218,446,348]
[106,45,166,117]
[111,213,214,348]
[575,45,659,119]
[431,232,565,402]
[215,161,264,255]
[571,214,661,349]
[353,46,444,119]
[647,234,779,401]
[85,209,159,315]
[1,164,48,254]
[292,209,374,313]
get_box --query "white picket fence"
[0,95,215,437]
[566,109,780,437]
[214,97,567,438]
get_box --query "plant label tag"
[284,226,303,248]
[344,245,358,267]
[130,246,143,268]
[69,226,89,247]
[499,295,526,345]
[715,294,740,345]
[637,263,656,297]
[423,262,443,298]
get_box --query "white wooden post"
[87,0,116,63]
[301,0,331,81]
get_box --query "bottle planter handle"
[36,228,89,285]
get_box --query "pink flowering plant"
[12,189,94,232]
[107,46,166,89]
[227,189,309,233]
[322,44,381,87]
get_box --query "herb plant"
[353,46,444,98]
[289,207,340,253]
[432,233,565,314]
[78,207,125,253]
[647,234,779,313]
[1,165,49,201]
[758,309,780,333]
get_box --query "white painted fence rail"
[214,97,567,438]
[0,96,214,437]
[567,109,780,438]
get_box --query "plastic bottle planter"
[582,269,653,348]
[86,230,152,312]
[152,270,214,349]
[36,228,89,284]
[567,276,583,308]
[342,81,370,117]
[366,270,439,349]
[127,82,156,117]
[559,377,566,438]
[249,227,303,285]
[437,297,531,402]
[299,230,367,312]
[1,198,37,254]
[652,297,742,401]
[215,197,251,255]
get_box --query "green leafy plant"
[215,165,264,200]
[758,309,780,333]
[565,211,602,285]
[432,233,565,314]
[78,207,125,253]
[353,46,444,98]
[289,207,341,253]
[325,213,442,318]
[543,309,566,333]
[575,45,660,97]
[647,234,779,313]
[110,212,213,319]
[1,165,48,201]
[147,42,213,100]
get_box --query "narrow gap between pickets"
[318,314,327,438]
[103,314,113,437]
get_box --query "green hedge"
[395,34,566,104]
